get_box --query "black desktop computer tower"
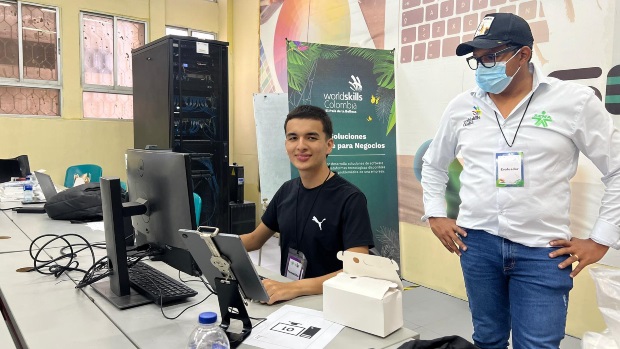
[132,36,230,233]
[229,163,244,204]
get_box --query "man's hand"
[549,237,610,278]
[262,279,301,305]
[428,217,467,256]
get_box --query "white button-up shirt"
[421,63,620,249]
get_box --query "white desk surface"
[78,261,418,349]
[0,211,33,254]
[0,214,419,349]
[0,319,16,349]
[2,209,105,248]
[0,251,136,349]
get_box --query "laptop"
[34,171,58,202]
[15,172,58,212]
[179,229,270,302]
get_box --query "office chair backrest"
[0,155,30,183]
[64,164,103,187]
[193,193,202,227]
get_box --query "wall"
[0,0,218,185]
[229,1,261,210]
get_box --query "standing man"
[241,104,375,304]
[421,13,620,349]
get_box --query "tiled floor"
[248,236,583,348]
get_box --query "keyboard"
[400,0,549,63]
[128,261,198,305]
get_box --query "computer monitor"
[126,149,200,276]
[92,177,152,309]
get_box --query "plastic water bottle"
[23,184,34,202]
[187,312,230,349]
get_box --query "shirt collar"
[471,62,551,98]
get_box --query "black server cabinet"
[132,36,230,233]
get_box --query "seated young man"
[241,104,375,304]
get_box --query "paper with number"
[244,305,344,349]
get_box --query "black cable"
[178,271,216,294]
[29,234,97,276]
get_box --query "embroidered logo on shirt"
[463,106,482,127]
[533,111,553,127]
[312,216,326,230]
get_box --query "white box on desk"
[323,251,403,337]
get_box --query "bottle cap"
[198,312,217,324]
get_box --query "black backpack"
[44,183,103,222]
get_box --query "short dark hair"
[284,105,333,139]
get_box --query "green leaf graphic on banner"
[346,47,395,89]
[287,41,322,93]
[387,100,396,135]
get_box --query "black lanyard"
[494,92,535,147]
[294,170,331,249]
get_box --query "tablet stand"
[198,226,253,348]
[214,278,253,348]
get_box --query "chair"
[193,193,202,227]
[64,164,103,187]
[0,155,30,183]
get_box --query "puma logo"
[312,216,326,230]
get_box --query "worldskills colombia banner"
[287,40,400,264]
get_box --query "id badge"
[285,248,307,281]
[496,151,524,187]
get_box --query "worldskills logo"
[322,75,363,114]
[349,75,362,92]
[463,106,482,127]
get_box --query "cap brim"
[456,38,510,56]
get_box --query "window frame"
[0,0,61,88]
[165,25,217,41]
[0,0,62,117]
[80,11,149,95]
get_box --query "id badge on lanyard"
[285,247,307,281]
[496,151,525,187]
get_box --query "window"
[81,12,146,119]
[165,26,216,41]
[0,1,60,116]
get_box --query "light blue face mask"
[475,49,522,94]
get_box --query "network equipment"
[132,36,230,233]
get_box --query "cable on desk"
[27,233,162,289]
[179,271,215,294]
[75,248,158,289]
[149,273,215,320]
[29,234,98,276]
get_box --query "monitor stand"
[214,278,252,348]
[91,280,151,309]
[94,177,151,309]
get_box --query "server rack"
[132,36,230,233]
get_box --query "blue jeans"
[459,229,573,349]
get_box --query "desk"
[0,211,33,254]
[0,213,419,349]
[0,251,136,348]
[1,208,106,248]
